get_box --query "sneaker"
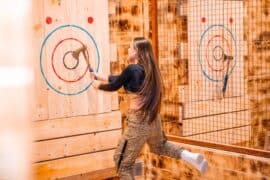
[192,153,203,164]
[195,159,208,173]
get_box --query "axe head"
[72,45,87,60]
[223,54,233,61]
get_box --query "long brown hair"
[133,37,163,124]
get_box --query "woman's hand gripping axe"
[72,45,97,80]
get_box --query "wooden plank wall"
[32,0,121,179]
[156,0,186,135]
[109,0,150,119]
[245,0,270,150]
[32,111,121,179]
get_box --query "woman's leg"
[147,115,208,173]
[146,115,184,159]
[113,114,148,180]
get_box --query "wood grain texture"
[144,140,270,179]
[33,149,115,180]
[33,129,121,162]
[33,111,121,141]
[34,0,111,121]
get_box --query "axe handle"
[222,74,229,93]
[222,57,232,94]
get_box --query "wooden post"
[151,0,159,63]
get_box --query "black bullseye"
[63,51,80,70]
[212,45,224,61]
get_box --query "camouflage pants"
[114,110,184,180]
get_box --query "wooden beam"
[60,167,117,180]
[183,110,249,136]
[185,126,250,145]
[59,161,143,180]
[167,135,270,158]
[183,96,249,119]
[151,0,158,63]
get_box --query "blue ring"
[40,24,100,96]
[198,24,237,82]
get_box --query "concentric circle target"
[40,24,100,96]
[198,24,237,82]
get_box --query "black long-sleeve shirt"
[98,64,145,93]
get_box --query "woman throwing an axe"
[90,37,208,179]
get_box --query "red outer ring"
[51,38,90,83]
[205,35,232,72]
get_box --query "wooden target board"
[32,1,121,179]
[188,0,244,101]
[34,0,112,120]
[182,0,250,145]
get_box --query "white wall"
[0,1,33,179]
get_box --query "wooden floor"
[59,167,116,180]
[105,176,144,180]
[60,161,144,180]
